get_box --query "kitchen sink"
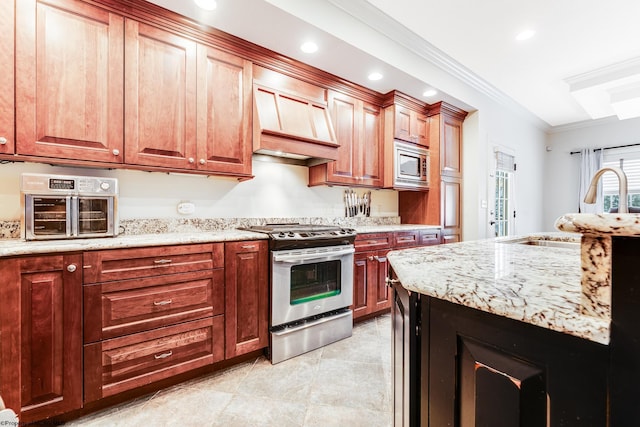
[499,237,580,249]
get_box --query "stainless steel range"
[241,224,357,363]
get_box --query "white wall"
[544,116,640,230]
[0,160,399,221]
[462,103,548,241]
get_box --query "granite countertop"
[352,224,440,234]
[387,232,611,345]
[0,230,268,257]
[0,222,438,258]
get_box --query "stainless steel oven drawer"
[270,309,352,364]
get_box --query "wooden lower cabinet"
[84,317,224,401]
[224,240,269,358]
[353,249,391,318]
[0,254,83,423]
[391,287,609,427]
[353,230,440,320]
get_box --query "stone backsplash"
[0,216,402,240]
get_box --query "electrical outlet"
[177,201,195,215]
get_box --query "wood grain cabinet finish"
[82,243,225,402]
[394,105,428,147]
[0,0,14,154]
[0,254,83,423]
[424,298,608,426]
[84,317,224,401]
[309,90,383,187]
[15,0,124,162]
[353,233,392,319]
[124,22,253,176]
[124,19,197,169]
[224,240,269,358]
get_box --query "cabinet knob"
[67,264,77,273]
[188,157,195,164]
[368,255,374,261]
[112,149,120,156]
[199,159,206,165]
[0,137,7,145]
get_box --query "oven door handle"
[272,247,355,264]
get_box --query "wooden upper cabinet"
[15,0,124,162]
[124,20,197,169]
[196,45,252,176]
[429,102,466,178]
[0,0,14,154]
[309,90,383,187]
[394,104,428,147]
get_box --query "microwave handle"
[69,196,76,237]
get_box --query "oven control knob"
[277,232,285,238]
[287,232,295,237]
[100,181,110,191]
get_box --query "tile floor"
[66,314,392,427]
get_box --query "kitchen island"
[387,217,640,427]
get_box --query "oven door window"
[78,197,109,235]
[290,260,342,305]
[31,196,69,235]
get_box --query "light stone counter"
[0,230,268,258]
[352,224,440,234]
[387,232,611,345]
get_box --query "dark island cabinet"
[391,282,609,427]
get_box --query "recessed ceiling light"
[194,0,217,11]
[515,29,536,41]
[300,42,318,54]
[368,72,383,81]
[423,89,437,97]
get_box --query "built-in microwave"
[394,140,429,190]
[21,173,119,241]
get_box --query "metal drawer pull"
[241,245,256,249]
[154,351,173,359]
[154,259,172,264]
[153,299,173,306]
[385,277,400,286]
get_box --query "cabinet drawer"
[84,316,224,402]
[84,270,224,342]
[355,233,392,251]
[83,243,223,283]
[420,230,441,246]
[393,230,421,248]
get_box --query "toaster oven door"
[76,196,115,237]
[24,195,72,239]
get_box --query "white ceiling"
[146,0,640,128]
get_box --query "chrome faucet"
[584,167,628,213]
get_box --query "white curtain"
[578,148,603,213]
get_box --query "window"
[494,151,515,237]
[601,149,640,212]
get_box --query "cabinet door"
[309,91,382,187]
[370,249,391,312]
[360,101,384,186]
[440,114,463,178]
[224,240,268,358]
[196,44,252,175]
[352,251,370,319]
[395,106,428,147]
[353,249,390,319]
[15,0,124,163]
[0,254,83,423]
[325,91,358,184]
[441,178,462,243]
[124,20,197,169]
[0,0,14,154]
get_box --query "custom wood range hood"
[252,66,339,166]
